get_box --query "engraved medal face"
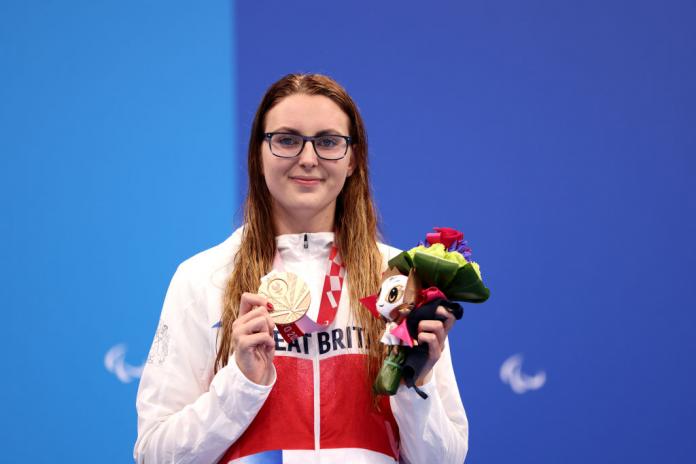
[258,272,311,324]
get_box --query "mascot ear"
[359,294,381,319]
[404,268,422,305]
[381,267,402,280]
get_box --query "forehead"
[382,274,408,287]
[265,93,350,134]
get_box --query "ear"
[259,148,265,176]
[347,151,356,177]
[381,267,403,280]
[404,268,422,305]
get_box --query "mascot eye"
[387,285,403,304]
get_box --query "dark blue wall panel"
[235,1,695,462]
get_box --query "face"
[262,93,355,228]
[376,275,408,320]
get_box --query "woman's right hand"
[232,292,276,386]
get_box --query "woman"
[134,74,468,464]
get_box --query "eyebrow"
[268,126,346,136]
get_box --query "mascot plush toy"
[360,227,490,399]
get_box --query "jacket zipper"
[306,231,320,453]
[313,340,321,452]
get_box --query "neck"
[272,201,337,235]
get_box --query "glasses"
[264,132,352,160]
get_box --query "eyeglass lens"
[269,134,347,159]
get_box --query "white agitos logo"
[104,344,144,383]
[500,354,546,394]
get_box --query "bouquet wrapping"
[360,227,490,399]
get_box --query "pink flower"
[425,227,464,249]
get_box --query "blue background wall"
[2,0,695,462]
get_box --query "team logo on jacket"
[147,322,170,365]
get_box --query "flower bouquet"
[360,227,490,398]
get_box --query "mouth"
[290,176,323,186]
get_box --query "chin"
[278,197,336,217]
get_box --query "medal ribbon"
[317,245,345,325]
[270,243,346,343]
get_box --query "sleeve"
[390,338,469,464]
[133,263,276,464]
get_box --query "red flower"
[425,227,464,249]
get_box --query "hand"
[414,305,458,386]
[232,292,276,386]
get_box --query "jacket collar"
[275,232,335,262]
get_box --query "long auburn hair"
[215,74,385,394]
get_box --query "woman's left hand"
[415,305,458,386]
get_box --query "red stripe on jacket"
[221,354,399,462]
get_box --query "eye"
[387,285,403,304]
[316,136,340,148]
[274,134,301,146]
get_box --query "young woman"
[134,74,468,464]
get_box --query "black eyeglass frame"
[264,132,353,160]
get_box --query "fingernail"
[267,302,274,310]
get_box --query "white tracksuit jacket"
[134,227,469,464]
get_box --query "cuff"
[394,377,437,407]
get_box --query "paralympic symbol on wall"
[499,353,546,394]
[104,343,144,383]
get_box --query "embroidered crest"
[147,322,169,365]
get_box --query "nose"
[297,139,319,168]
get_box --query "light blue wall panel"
[1,1,236,461]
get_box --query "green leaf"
[387,251,414,275]
[412,251,460,288]
[444,264,491,302]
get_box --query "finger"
[234,309,275,342]
[239,292,269,317]
[265,313,275,335]
[255,312,276,336]
[418,320,444,332]
[237,313,274,336]
[236,305,271,326]
[418,320,446,346]
[236,332,275,352]
[435,306,457,332]
[417,331,442,359]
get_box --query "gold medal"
[258,272,311,325]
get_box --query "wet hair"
[215,74,385,397]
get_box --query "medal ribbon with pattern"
[260,245,346,344]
